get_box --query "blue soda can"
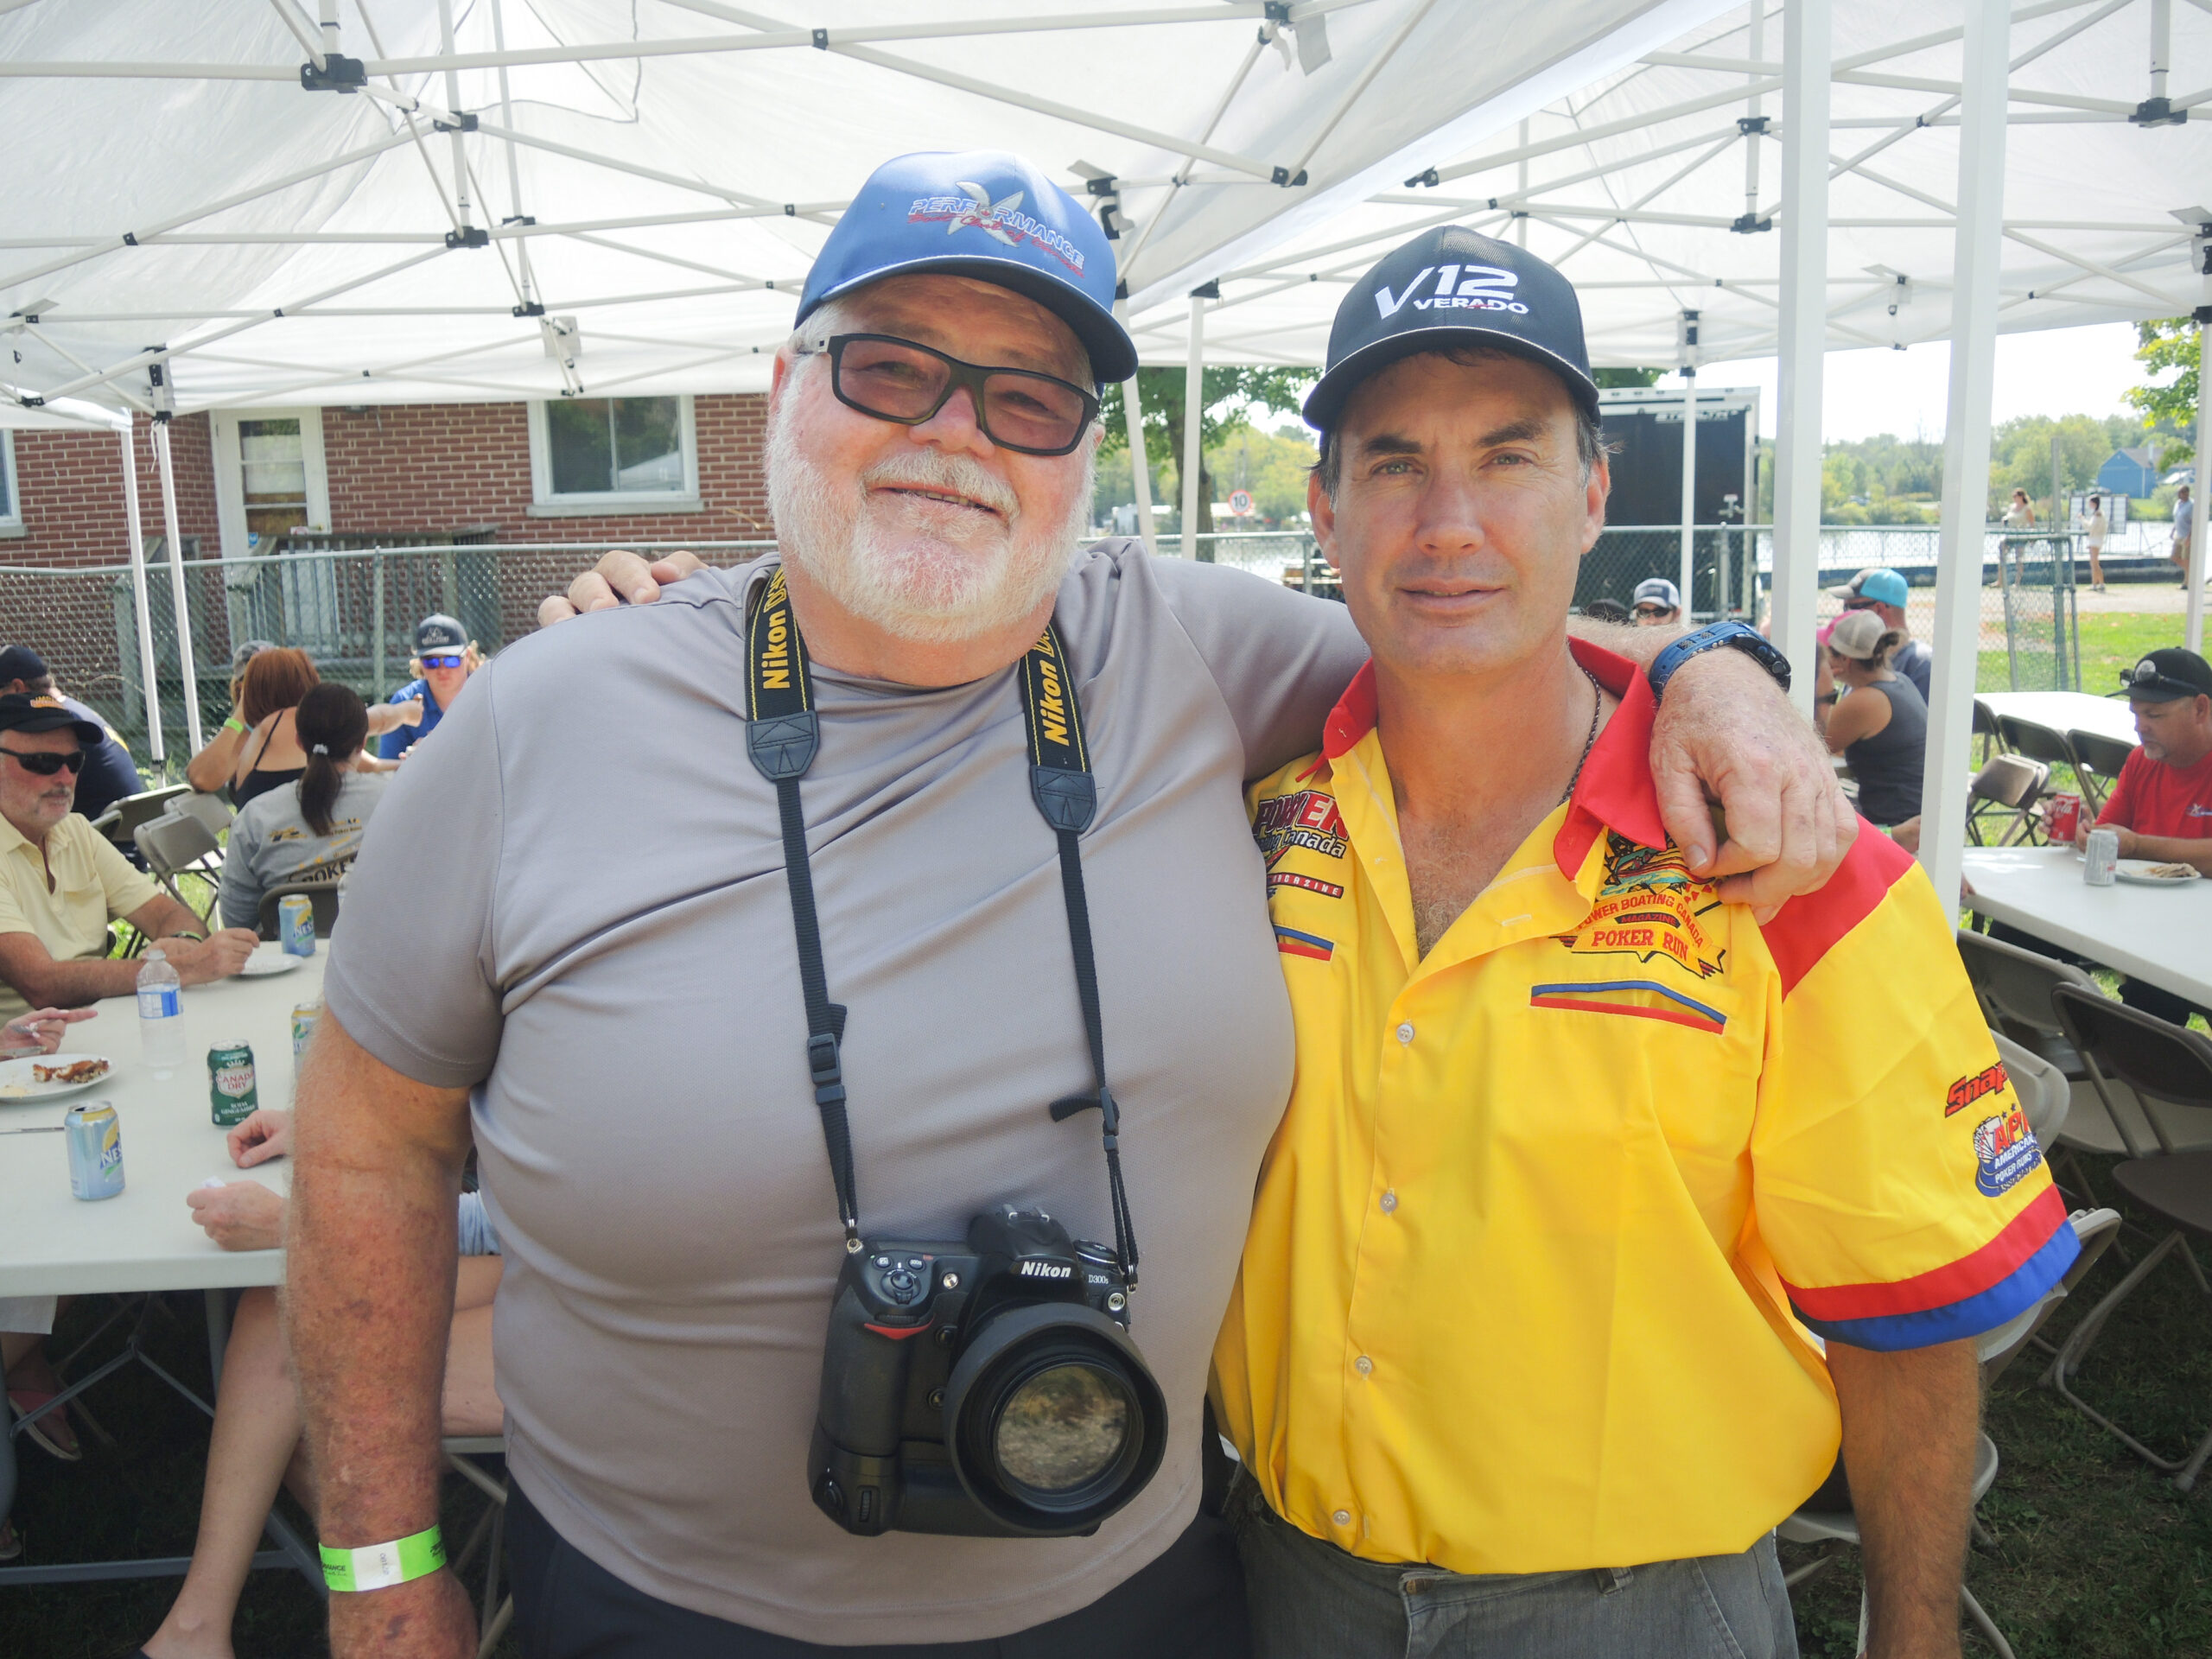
[65,1101,124,1201]
[279,893,316,957]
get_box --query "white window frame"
[0,429,22,537]
[526,394,701,517]
[211,407,331,560]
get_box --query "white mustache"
[860,451,1018,520]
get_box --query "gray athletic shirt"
[324,542,1366,1643]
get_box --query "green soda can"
[208,1040,258,1128]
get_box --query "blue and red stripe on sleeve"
[1781,1185,2081,1351]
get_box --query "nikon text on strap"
[744,569,1139,1284]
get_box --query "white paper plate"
[0,1053,116,1102]
[239,943,308,976]
[2114,859,2202,887]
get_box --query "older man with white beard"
[289,151,1849,1659]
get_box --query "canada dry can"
[291,1001,321,1065]
[209,1041,258,1128]
[278,893,316,957]
[66,1101,124,1201]
[2084,826,2120,887]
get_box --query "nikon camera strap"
[744,568,1138,1284]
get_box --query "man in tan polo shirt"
[0,693,255,1019]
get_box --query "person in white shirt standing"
[2084,493,2109,592]
[2171,483,2196,585]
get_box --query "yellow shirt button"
[1380,1191,1397,1213]
[1355,1356,1374,1376]
[1395,1022,1414,1045]
[1332,1509,1351,1526]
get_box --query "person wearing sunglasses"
[377,614,478,762]
[0,694,257,1030]
[1630,575,1681,626]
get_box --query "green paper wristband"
[320,1524,445,1592]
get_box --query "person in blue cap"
[376,613,474,760]
[295,150,1850,1659]
[1827,567,1932,702]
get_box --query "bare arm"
[289,1013,479,1659]
[0,916,245,1007]
[1827,1338,1980,1659]
[119,896,259,982]
[367,700,424,737]
[185,723,246,793]
[1820,685,1891,753]
[2086,826,2212,874]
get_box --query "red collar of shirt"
[1315,638,1669,878]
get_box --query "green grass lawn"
[6,1154,2210,1657]
[1978,608,2192,697]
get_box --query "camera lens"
[994,1363,1131,1493]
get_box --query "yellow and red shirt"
[1211,639,2077,1576]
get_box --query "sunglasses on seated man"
[799,334,1100,457]
[0,747,86,776]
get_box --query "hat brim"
[1303,324,1600,431]
[2122,680,2207,702]
[5,712,105,744]
[803,254,1137,385]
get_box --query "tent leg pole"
[1770,0,1832,717]
[2188,291,2209,658]
[118,421,165,766]
[1678,332,1698,620]
[151,421,205,758]
[1920,0,2011,911]
[1181,293,1206,562]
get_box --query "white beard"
[765,387,1095,645]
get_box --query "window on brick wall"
[527,396,699,515]
[0,429,20,535]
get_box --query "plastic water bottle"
[137,948,187,1078]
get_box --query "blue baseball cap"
[798,151,1136,385]
[1828,567,1910,607]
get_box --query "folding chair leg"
[1961,1586,2018,1659]
[2047,1230,2181,1386]
[478,1594,515,1659]
[2173,1421,2212,1493]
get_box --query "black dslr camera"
[811,1205,1168,1538]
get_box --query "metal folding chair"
[2044,987,2212,1491]
[1971,698,1999,766]
[2065,728,2135,817]
[1994,715,2082,792]
[1965,754,2048,846]
[86,783,191,865]
[173,791,234,837]
[444,1434,515,1658]
[134,811,224,924]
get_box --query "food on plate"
[2143,862,2197,880]
[32,1058,109,1085]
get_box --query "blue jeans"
[1229,1475,1797,1659]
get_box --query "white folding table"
[1960,847,2212,1009]
[0,955,322,1586]
[1975,691,2141,751]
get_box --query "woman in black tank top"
[1818,609,1929,827]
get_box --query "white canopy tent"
[1,0,2206,897]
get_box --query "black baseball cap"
[2120,648,2212,702]
[1303,225,1600,431]
[0,645,48,683]
[415,614,467,653]
[0,693,103,744]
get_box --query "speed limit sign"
[1228,489,1255,517]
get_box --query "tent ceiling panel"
[0,0,1731,410]
[1143,0,2212,375]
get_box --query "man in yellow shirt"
[1211,229,2077,1659]
[0,694,255,1019]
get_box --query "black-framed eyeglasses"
[804,334,1099,457]
[420,653,465,671]
[0,747,85,776]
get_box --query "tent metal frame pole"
[1118,307,1161,560]
[149,421,205,757]
[1920,0,2012,909]
[1678,313,1699,620]
[1181,294,1206,561]
[1770,0,1831,720]
[117,423,163,765]
[2189,255,2209,655]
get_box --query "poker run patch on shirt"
[1554,834,1725,978]
[1254,789,1347,865]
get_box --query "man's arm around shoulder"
[289,1014,479,1658]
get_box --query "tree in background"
[2125,317,2201,474]
[1987,413,2150,520]
[1096,367,1313,537]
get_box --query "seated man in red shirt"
[2076,647,2212,1023]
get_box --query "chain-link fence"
[0,524,2086,772]
[0,541,774,767]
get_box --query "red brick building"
[0,394,773,735]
